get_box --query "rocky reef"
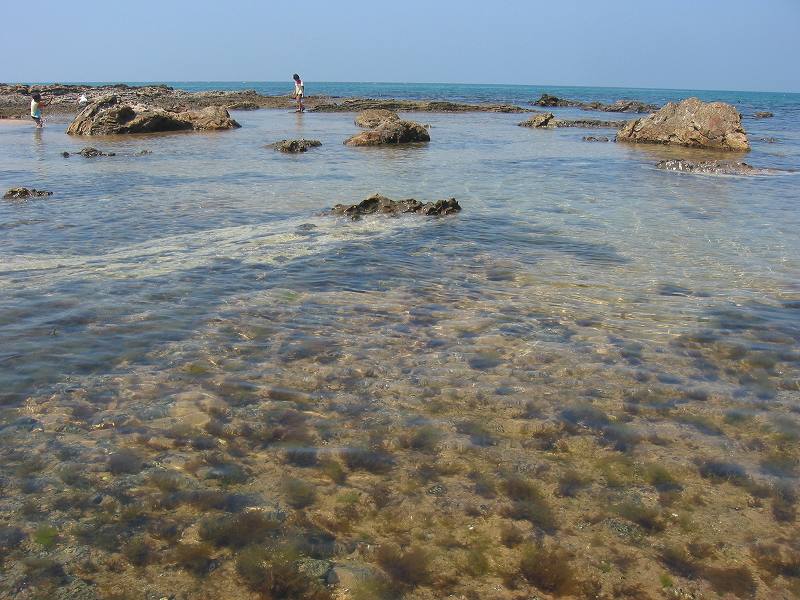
[617,98,750,151]
[533,94,659,113]
[66,95,240,135]
[330,194,461,218]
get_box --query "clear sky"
[3,0,799,92]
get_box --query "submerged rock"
[78,147,115,157]
[617,98,750,151]
[753,111,774,119]
[66,95,240,135]
[344,120,430,146]
[331,193,460,218]
[532,94,659,113]
[655,159,781,176]
[3,187,53,200]
[758,137,778,143]
[271,139,322,153]
[354,109,400,128]
[583,136,610,142]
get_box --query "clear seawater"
[0,83,798,598]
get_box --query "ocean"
[0,82,798,598]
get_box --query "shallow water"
[1,88,799,599]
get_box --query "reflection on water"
[0,108,798,599]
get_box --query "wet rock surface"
[330,193,461,218]
[753,111,774,119]
[519,113,555,128]
[655,159,782,176]
[617,98,750,151]
[354,108,400,128]
[533,93,659,113]
[583,136,610,142]
[344,119,430,146]
[270,139,322,153]
[3,187,53,200]
[66,95,240,135]
[78,147,115,157]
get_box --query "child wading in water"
[30,93,45,127]
[292,74,304,112]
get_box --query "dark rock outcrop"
[533,94,659,113]
[758,137,778,143]
[354,109,400,128]
[344,120,430,146]
[616,98,749,151]
[583,136,610,142]
[3,188,53,200]
[519,114,627,129]
[271,139,322,153]
[331,194,461,218]
[753,112,774,119]
[66,95,240,135]
[655,159,780,176]
[519,113,555,128]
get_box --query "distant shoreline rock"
[617,98,750,151]
[331,194,461,218]
[313,98,528,114]
[532,94,659,113]
[67,95,240,135]
[753,111,774,119]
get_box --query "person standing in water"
[30,93,46,128]
[292,74,304,112]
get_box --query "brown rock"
[331,194,461,218]
[66,95,240,135]
[344,120,430,146]
[753,111,773,119]
[3,187,53,200]
[532,94,659,113]
[354,109,400,128]
[583,136,610,142]
[616,98,749,151]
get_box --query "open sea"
[0,82,799,599]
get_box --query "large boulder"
[616,98,749,151]
[331,194,460,218]
[344,120,430,146]
[66,95,240,135]
[354,109,400,128]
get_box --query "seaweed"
[33,525,59,549]
[557,470,591,497]
[199,510,282,548]
[375,543,432,587]
[502,475,557,531]
[284,447,319,468]
[284,478,317,509]
[343,448,394,474]
[517,543,577,595]
[123,536,153,567]
[107,449,143,475]
[236,544,332,599]
[173,543,216,576]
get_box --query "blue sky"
[3,0,799,92]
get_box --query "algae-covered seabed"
[0,107,798,599]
